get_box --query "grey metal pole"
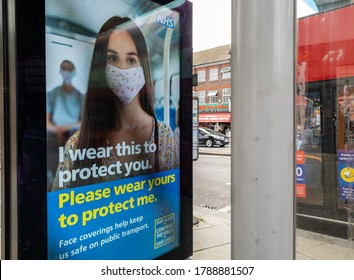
[231,0,296,259]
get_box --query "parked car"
[198,127,229,147]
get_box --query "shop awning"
[207,90,218,96]
[199,113,231,123]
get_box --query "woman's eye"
[107,54,118,63]
[127,57,138,65]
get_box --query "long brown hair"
[72,16,155,187]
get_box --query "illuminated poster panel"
[337,150,354,200]
[45,0,182,260]
[295,150,306,198]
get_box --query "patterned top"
[51,120,178,191]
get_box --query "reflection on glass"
[296,2,354,245]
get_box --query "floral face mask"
[105,64,145,104]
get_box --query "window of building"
[198,90,206,104]
[208,90,218,103]
[222,88,231,103]
[197,70,206,83]
[221,67,231,79]
[209,68,218,81]
[210,96,218,103]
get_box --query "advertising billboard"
[45,0,189,260]
[2,0,192,260]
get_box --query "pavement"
[198,145,231,157]
[193,145,354,260]
[192,204,354,260]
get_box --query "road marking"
[200,204,218,210]
[219,205,231,213]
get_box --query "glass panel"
[296,89,324,205]
[296,0,354,241]
[337,79,354,207]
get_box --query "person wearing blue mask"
[47,60,84,188]
[47,60,83,141]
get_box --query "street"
[193,152,231,212]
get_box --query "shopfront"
[198,104,231,136]
[296,3,354,239]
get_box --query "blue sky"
[304,0,320,11]
[298,0,318,17]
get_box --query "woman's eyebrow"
[127,51,138,57]
[107,49,118,54]
[107,50,138,57]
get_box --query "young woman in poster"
[52,16,178,191]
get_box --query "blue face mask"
[60,69,75,85]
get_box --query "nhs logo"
[157,14,175,28]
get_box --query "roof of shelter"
[193,44,231,66]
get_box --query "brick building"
[193,44,231,134]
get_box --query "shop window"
[295,3,354,241]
